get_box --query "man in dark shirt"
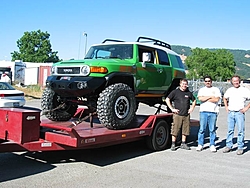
[166,78,196,151]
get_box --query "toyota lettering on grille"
[63,69,73,73]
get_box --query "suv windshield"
[85,44,133,59]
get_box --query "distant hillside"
[172,45,250,79]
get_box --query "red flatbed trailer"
[0,107,199,153]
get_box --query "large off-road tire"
[146,120,171,151]
[97,83,136,129]
[41,87,78,121]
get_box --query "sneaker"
[210,145,217,153]
[236,149,243,155]
[223,147,232,153]
[171,144,176,151]
[196,145,203,152]
[180,143,191,150]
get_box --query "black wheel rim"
[156,126,166,146]
[114,96,129,119]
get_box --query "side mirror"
[142,52,151,68]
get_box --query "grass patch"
[14,85,44,100]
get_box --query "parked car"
[192,90,201,105]
[218,87,224,106]
[0,82,25,107]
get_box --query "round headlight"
[81,65,90,76]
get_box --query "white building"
[0,60,53,86]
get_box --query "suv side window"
[138,45,155,64]
[157,49,170,66]
[176,55,185,69]
[168,54,185,69]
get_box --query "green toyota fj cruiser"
[41,37,186,129]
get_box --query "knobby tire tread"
[41,87,78,121]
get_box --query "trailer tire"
[146,120,171,151]
[97,83,136,129]
[41,87,78,121]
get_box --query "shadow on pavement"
[21,140,152,166]
[0,140,153,183]
[215,138,250,153]
[3,123,235,182]
[0,152,55,183]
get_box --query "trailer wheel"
[146,120,171,151]
[41,87,78,121]
[97,83,136,129]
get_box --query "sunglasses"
[205,80,211,83]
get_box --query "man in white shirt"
[196,76,221,152]
[223,75,250,155]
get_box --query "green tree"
[185,48,235,81]
[11,30,60,63]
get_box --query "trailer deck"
[0,106,199,153]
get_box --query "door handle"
[157,68,163,73]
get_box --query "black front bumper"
[46,76,106,97]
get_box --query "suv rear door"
[156,49,172,91]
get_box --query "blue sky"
[1,0,249,61]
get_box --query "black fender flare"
[105,72,135,91]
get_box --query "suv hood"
[54,59,132,66]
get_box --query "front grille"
[57,67,80,74]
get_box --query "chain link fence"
[188,80,250,93]
[188,80,232,93]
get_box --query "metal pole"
[84,32,87,57]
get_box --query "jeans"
[198,112,217,146]
[226,111,245,149]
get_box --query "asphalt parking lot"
[0,100,250,188]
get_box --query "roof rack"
[136,36,171,50]
[102,39,125,43]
